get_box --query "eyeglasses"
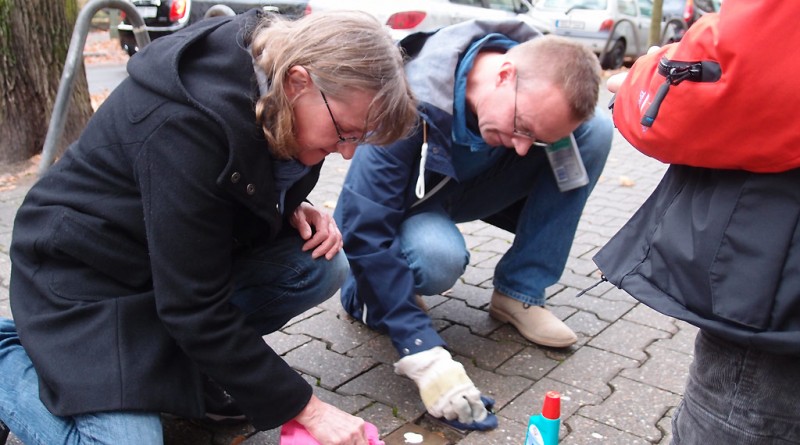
[319,90,363,145]
[513,77,549,148]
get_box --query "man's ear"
[285,65,312,101]
[497,60,516,87]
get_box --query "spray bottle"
[524,391,561,445]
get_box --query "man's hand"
[294,395,368,445]
[394,346,487,424]
[607,46,661,93]
[290,202,343,260]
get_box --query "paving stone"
[347,333,400,365]
[460,356,533,410]
[653,321,698,354]
[561,415,651,445]
[456,414,527,445]
[337,363,426,421]
[548,346,639,398]
[467,249,499,269]
[284,310,380,354]
[428,298,501,336]
[496,346,560,381]
[470,237,512,256]
[549,289,635,322]
[445,280,491,309]
[621,344,692,395]
[578,377,680,442]
[623,304,679,334]
[358,401,408,439]
[588,319,670,361]
[261,330,310,356]
[498,377,603,427]
[460,264,494,287]
[283,339,377,389]
[309,381,373,415]
[441,324,523,370]
[564,310,610,337]
[0,296,11,319]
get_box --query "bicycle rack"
[39,0,151,176]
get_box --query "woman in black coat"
[0,9,416,445]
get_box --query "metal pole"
[39,0,150,176]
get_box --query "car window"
[618,0,638,16]
[542,0,608,11]
[639,0,653,17]
[662,0,685,17]
[485,0,519,12]
[450,0,485,6]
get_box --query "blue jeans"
[671,331,800,445]
[0,234,348,444]
[400,112,612,305]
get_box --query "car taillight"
[599,18,614,32]
[169,0,188,22]
[304,5,312,15]
[683,0,695,23]
[386,11,426,30]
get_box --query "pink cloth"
[279,419,384,445]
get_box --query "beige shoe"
[489,290,577,348]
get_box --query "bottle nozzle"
[541,391,561,420]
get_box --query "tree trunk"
[649,0,664,48]
[0,0,93,165]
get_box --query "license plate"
[135,6,158,19]
[556,19,585,29]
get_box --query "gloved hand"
[394,346,488,424]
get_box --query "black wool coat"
[10,11,318,429]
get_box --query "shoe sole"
[489,306,576,348]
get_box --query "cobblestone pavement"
[0,86,696,445]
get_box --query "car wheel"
[600,39,625,70]
[661,19,686,44]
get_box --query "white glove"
[394,346,488,424]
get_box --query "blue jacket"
[10,11,317,429]
[335,20,540,357]
[594,166,800,355]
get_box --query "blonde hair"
[508,35,601,122]
[251,11,418,158]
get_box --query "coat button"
[402,348,410,355]
[230,172,241,183]
[246,184,256,195]
[414,338,423,346]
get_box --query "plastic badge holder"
[280,419,384,445]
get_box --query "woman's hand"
[289,202,343,260]
[294,395,369,445]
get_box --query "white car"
[526,0,671,69]
[304,0,531,41]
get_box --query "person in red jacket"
[596,1,800,443]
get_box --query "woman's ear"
[285,66,312,101]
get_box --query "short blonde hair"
[508,35,601,122]
[251,11,418,158]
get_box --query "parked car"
[527,0,672,69]
[661,0,721,43]
[117,0,307,56]
[304,0,535,41]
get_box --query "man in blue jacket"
[334,19,612,427]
